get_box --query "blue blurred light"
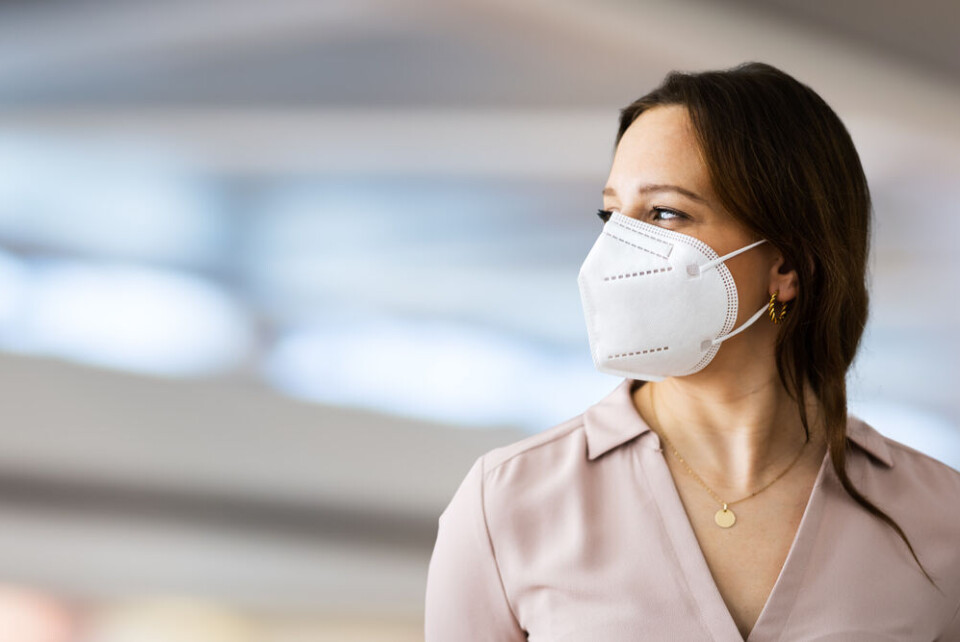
[265,316,615,430]
[21,260,253,376]
[0,248,28,339]
[0,136,225,268]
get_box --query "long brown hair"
[617,62,936,587]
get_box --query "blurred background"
[0,0,957,639]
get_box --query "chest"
[670,459,819,639]
[498,441,953,642]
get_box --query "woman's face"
[601,104,779,330]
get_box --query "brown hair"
[617,62,936,587]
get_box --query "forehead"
[607,105,712,197]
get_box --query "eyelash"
[596,207,686,224]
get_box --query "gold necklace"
[646,385,808,529]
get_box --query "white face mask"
[578,211,768,381]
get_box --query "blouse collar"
[583,378,894,468]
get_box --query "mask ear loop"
[690,238,767,277]
[703,304,768,350]
[691,238,769,351]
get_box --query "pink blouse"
[424,379,960,641]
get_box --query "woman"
[424,63,960,641]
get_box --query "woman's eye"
[596,208,614,223]
[651,207,685,222]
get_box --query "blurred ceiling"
[730,0,960,79]
[0,0,955,179]
[0,0,956,107]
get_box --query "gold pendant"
[714,504,736,528]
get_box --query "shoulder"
[465,412,598,530]
[868,422,960,605]
[848,416,960,575]
[881,431,960,516]
[884,438,960,485]
[481,414,587,474]
[852,414,960,503]
[438,414,589,524]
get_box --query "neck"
[633,363,825,496]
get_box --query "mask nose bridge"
[603,222,674,260]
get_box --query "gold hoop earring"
[768,291,788,324]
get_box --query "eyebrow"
[602,183,707,204]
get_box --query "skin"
[602,105,829,638]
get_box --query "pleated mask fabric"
[578,211,767,381]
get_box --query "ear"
[768,251,798,303]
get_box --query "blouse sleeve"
[424,455,527,641]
